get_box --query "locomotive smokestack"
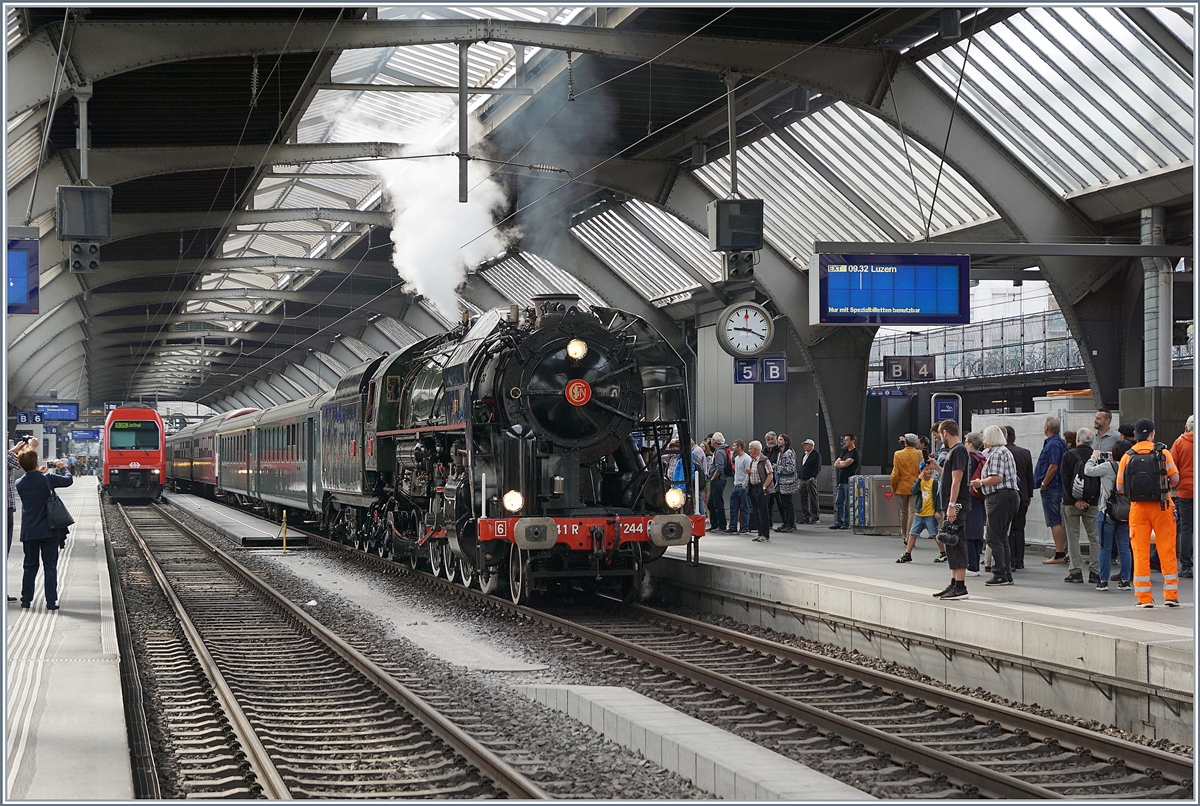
[531,294,582,325]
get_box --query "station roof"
[5,6,1194,414]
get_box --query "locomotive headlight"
[502,490,524,513]
[150,469,160,475]
[664,487,687,510]
[566,339,589,360]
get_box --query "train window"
[366,383,378,424]
[109,421,160,450]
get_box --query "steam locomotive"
[168,295,704,603]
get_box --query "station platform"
[5,476,133,800]
[658,520,1194,745]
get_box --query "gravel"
[650,606,1195,760]
[147,502,708,799]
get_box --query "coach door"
[306,417,315,511]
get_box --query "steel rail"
[177,503,1191,797]
[293,529,1051,797]
[118,504,292,799]
[146,503,552,801]
[631,604,1195,786]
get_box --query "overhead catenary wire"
[123,9,337,400]
[457,8,883,254]
[924,13,979,242]
[23,9,75,227]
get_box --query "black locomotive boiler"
[171,294,704,604]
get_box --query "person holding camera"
[933,420,973,600]
[7,436,39,603]
[15,448,73,610]
[1086,440,1134,591]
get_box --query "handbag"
[45,477,75,530]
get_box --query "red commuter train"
[102,404,167,502]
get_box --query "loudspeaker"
[67,241,100,272]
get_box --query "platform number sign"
[761,357,787,383]
[911,355,936,381]
[883,356,910,382]
[16,411,43,425]
[734,358,760,384]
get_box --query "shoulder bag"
[45,476,75,530]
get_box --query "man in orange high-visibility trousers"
[1117,418,1181,609]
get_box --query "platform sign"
[71,429,100,441]
[810,254,970,326]
[911,355,936,381]
[867,388,909,397]
[761,357,788,383]
[932,393,962,429]
[734,358,761,384]
[44,425,58,435]
[35,401,79,421]
[883,356,910,382]
[16,411,43,425]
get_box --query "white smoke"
[372,155,511,318]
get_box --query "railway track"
[117,503,550,799]
[289,521,1192,799]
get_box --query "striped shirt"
[981,445,1020,494]
[7,451,19,511]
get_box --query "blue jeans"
[1098,511,1131,583]
[835,483,850,526]
[729,486,750,532]
[909,514,939,537]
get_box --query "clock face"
[719,303,773,357]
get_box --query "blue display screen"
[36,402,79,421]
[814,254,970,325]
[7,239,39,315]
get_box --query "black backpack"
[1124,444,1168,503]
[1069,451,1101,505]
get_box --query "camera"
[1099,451,1112,461]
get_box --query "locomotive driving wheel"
[442,541,458,583]
[457,556,477,589]
[508,548,529,605]
[428,538,443,577]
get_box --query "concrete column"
[1141,206,1172,387]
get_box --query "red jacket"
[1171,431,1193,499]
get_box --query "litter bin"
[850,474,900,535]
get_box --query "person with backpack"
[1118,419,1181,608]
[1060,426,1102,584]
[707,432,730,533]
[1086,439,1133,591]
[14,449,73,610]
[962,432,987,573]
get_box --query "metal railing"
[868,310,1194,386]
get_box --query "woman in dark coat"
[15,451,72,609]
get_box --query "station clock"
[716,301,775,358]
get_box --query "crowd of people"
[681,430,827,544]
[687,407,1192,609]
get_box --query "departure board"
[809,254,970,325]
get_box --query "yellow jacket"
[891,446,922,495]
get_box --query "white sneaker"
[964,570,980,577]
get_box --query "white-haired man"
[1061,426,1101,584]
[707,432,730,533]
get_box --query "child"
[898,462,945,563]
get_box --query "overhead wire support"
[459,41,470,203]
